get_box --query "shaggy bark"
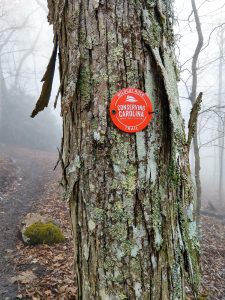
[46,1,200,299]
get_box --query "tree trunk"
[190,0,203,226]
[47,1,200,298]
[218,29,225,204]
[0,59,7,137]
[194,135,201,225]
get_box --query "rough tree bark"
[45,1,200,299]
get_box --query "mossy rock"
[24,222,65,245]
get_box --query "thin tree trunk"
[194,135,202,225]
[47,1,200,298]
[190,0,204,225]
[219,131,225,203]
[0,58,7,137]
[218,29,225,204]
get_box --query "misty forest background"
[0,0,224,203]
[0,0,61,151]
[0,0,225,299]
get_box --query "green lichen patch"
[24,222,65,245]
[77,64,92,104]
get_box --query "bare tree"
[189,0,204,225]
[217,28,225,204]
[177,0,225,220]
[0,1,60,151]
[13,26,42,88]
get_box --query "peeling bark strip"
[187,92,203,151]
[47,1,200,299]
[31,39,58,118]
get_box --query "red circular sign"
[110,88,153,133]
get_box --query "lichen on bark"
[46,0,200,299]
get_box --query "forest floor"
[0,144,225,300]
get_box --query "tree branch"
[34,0,48,13]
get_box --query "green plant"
[24,222,65,245]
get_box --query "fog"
[0,0,60,151]
[0,0,224,201]
[175,0,225,205]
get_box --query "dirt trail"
[0,144,58,300]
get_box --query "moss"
[197,295,209,300]
[168,159,180,186]
[77,65,91,103]
[24,222,65,245]
[91,118,99,130]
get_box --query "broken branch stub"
[187,92,203,150]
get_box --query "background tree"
[176,0,225,207]
[34,1,200,298]
[217,28,225,204]
[189,0,204,225]
[0,0,60,151]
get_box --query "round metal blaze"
[110,88,154,133]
